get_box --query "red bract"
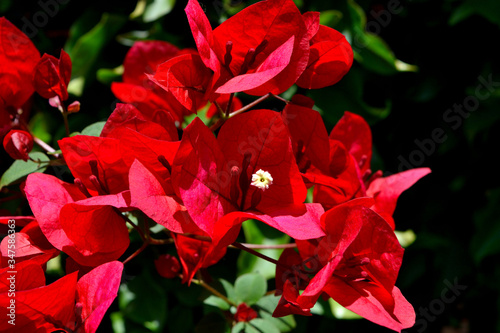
[0,220,59,267]
[296,25,354,89]
[329,111,372,177]
[33,49,72,101]
[101,103,179,141]
[283,103,360,205]
[111,40,191,123]
[75,261,123,333]
[2,129,33,161]
[59,135,130,195]
[148,52,213,112]
[24,173,130,267]
[129,159,197,234]
[366,168,431,229]
[0,17,40,114]
[0,271,78,332]
[0,261,123,332]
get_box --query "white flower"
[251,169,273,191]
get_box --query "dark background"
[1,0,499,332]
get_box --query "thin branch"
[123,240,149,265]
[231,241,289,269]
[270,93,289,104]
[225,93,234,118]
[229,93,272,118]
[121,213,147,243]
[235,242,297,249]
[192,273,237,307]
[32,136,58,155]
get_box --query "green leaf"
[237,220,290,280]
[81,121,106,137]
[234,273,267,306]
[0,152,50,190]
[471,188,500,263]
[203,278,236,310]
[232,322,246,333]
[67,13,127,96]
[449,0,500,28]
[143,0,176,22]
[329,299,362,320]
[97,65,124,85]
[346,0,417,75]
[319,10,343,28]
[247,318,280,333]
[256,295,296,332]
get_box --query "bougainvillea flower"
[111,40,191,123]
[2,129,33,161]
[101,103,179,141]
[0,17,40,114]
[274,199,415,332]
[74,261,123,333]
[296,25,354,89]
[283,102,361,206]
[129,159,197,234]
[24,173,130,267]
[0,220,59,267]
[185,0,310,96]
[148,52,213,112]
[172,110,325,243]
[59,135,130,195]
[33,49,72,102]
[329,111,373,178]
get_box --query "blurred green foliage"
[1,0,500,332]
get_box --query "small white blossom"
[251,169,273,191]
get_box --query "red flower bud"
[154,254,181,279]
[3,129,33,161]
[33,49,72,101]
[234,303,258,322]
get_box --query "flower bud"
[3,130,33,161]
[154,254,181,279]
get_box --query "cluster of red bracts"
[0,0,431,332]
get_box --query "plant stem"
[192,274,237,307]
[229,93,272,118]
[237,242,297,249]
[32,136,55,153]
[62,111,70,137]
[271,93,289,104]
[225,93,234,118]
[121,213,147,243]
[231,241,289,269]
[123,240,149,265]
